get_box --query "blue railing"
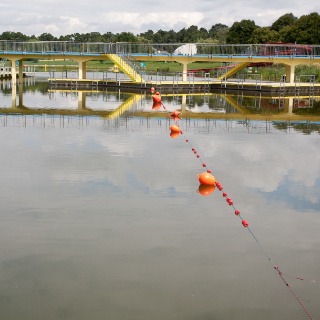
[0,41,319,57]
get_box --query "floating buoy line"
[151,88,317,320]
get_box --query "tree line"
[0,12,319,44]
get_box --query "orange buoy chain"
[151,89,316,320]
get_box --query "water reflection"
[1,78,320,122]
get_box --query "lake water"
[0,78,319,320]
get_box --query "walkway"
[1,41,320,86]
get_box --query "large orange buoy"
[197,184,215,196]
[169,124,181,133]
[197,172,216,186]
[152,92,161,103]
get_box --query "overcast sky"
[0,0,319,36]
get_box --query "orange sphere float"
[170,110,181,118]
[152,92,161,103]
[197,184,215,196]
[197,172,216,186]
[170,131,180,139]
[169,124,181,133]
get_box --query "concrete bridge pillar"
[285,97,294,115]
[182,62,188,82]
[11,79,17,108]
[19,82,24,107]
[10,58,17,86]
[181,94,187,112]
[78,61,87,80]
[78,91,86,109]
[285,64,295,84]
[8,58,24,86]
[18,61,24,84]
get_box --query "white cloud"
[0,0,319,35]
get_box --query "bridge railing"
[0,41,319,57]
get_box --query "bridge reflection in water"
[0,78,319,130]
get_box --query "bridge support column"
[19,81,24,107]
[10,58,17,87]
[285,64,295,83]
[182,62,188,82]
[78,91,86,109]
[181,94,187,112]
[285,97,294,115]
[18,61,24,84]
[78,61,87,80]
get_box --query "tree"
[116,32,137,42]
[226,20,258,44]
[283,12,320,44]
[271,13,297,32]
[249,27,279,43]
[0,31,29,41]
[139,30,154,41]
[183,25,200,42]
[209,24,229,43]
[38,33,57,41]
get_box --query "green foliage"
[283,12,320,44]
[249,27,279,43]
[226,20,258,44]
[296,64,320,82]
[38,33,56,41]
[0,31,29,41]
[271,13,297,32]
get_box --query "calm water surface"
[0,79,319,320]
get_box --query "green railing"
[0,41,320,57]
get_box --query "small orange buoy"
[197,184,215,196]
[197,172,216,186]
[170,124,181,133]
[150,87,155,93]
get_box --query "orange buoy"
[170,131,180,139]
[152,102,162,110]
[170,124,181,133]
[152,92,161,103]
[150,87,155,93]
[197,184,215,196]
[170,110,181,119]
[197,172,216,186]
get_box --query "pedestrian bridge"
[1,41,320,85]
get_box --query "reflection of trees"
[22,82,49,94]
[272,121,320,134]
